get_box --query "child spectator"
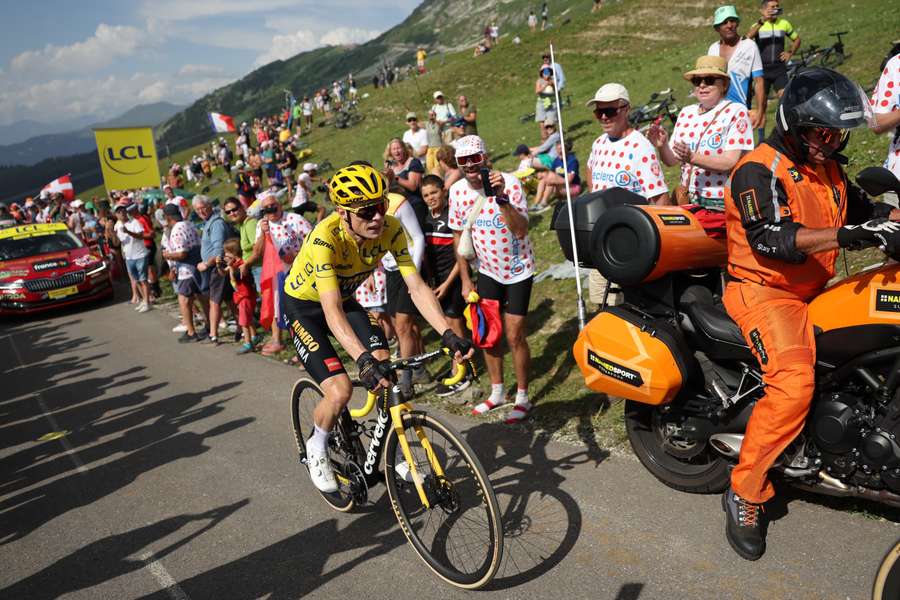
[223,238,259,354]
[421,175,471,396]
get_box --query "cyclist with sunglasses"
[720,68,900,561]
[283,162,473,492]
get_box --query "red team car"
[0,223,113,315]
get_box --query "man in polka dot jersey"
[448,135,535,424]
[871,53,900,181]
[585,82,669,308]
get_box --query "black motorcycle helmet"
[775,67,872,161]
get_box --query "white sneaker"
[172,323,188,333]
[137,303,151,313]
[305,443,338,493]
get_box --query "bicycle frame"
[338,352,468,507]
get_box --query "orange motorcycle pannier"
[574,307,689,405]
[591,205,727,286]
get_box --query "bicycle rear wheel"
[820,50,846,68]
[290,378,359,512]
[384,410,503,589]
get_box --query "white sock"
[307,425,330,454]
[490,383,505,403]
[515,389,529,405]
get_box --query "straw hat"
[683,55,729,81]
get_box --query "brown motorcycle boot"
[722,487,766,561]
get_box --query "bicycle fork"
[387,386,445,509]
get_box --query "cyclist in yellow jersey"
[283,162,473,493]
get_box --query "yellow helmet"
[328,163,386,209]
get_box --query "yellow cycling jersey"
[284,211,417,302]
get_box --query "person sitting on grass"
[223,238,260,354]
[532,139,582,213]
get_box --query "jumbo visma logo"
[102,144,155,175]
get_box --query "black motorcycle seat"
[689,303,748,348]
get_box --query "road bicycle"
[787,31,851,79]
[628,88,679,134]
[290,349,504,589]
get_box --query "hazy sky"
[0,0,421,125]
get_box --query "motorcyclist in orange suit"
[722,68,900,560]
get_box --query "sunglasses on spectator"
[407,118,417,122]
[261,204,280,215]
[691,76,723,87]
[593,105,624,119]
[347,200,387,220]
[456,153,486,167]
[224,207,241,215]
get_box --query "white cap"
[454,135,486,158]
[433,90,444,99]
[71,199,84,208]
[585,83,630,106]
[235,160,245,168]
[303,162,318,172]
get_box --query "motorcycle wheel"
[624,400,731,494]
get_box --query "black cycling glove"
[837,218,900,253]
[441,329,472,357]
[356,351,393,392]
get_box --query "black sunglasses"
[224,207,241,215]
[261,205,280,215]
[593,105,624,119]
[691,76,722,87]
[350,200,387,221]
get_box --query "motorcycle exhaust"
[709,433,743,459]
[791,472,900,509]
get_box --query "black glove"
[837,218,900,253]
[441,329,472,357]
[356,351,393,392]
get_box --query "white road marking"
[5,333,192,600]
[140,552,191,600]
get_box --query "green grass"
[85,0,900,450]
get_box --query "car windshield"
[0,231,83,261]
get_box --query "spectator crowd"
[3,2,899,427]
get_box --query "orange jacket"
[725,140,850,299]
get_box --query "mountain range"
[0,102,184,167]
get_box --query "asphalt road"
[2,296,898,600]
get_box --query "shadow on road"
[465,419,610,590]
[0,318,254,545]
[0,499,249,598]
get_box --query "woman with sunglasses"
[534,66,557,136]
[648,55,753,236]
[282,162,473,492]
[246,192,312,355]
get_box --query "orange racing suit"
[723,136,892,503]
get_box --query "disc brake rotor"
[652,410,707,460]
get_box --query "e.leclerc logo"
[102,144,155,176]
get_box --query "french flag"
[209,112,236,133]
[42,174,75,201]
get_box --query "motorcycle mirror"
[856,167,900,197]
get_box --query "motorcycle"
[553,168,900,507]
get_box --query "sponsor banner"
[0,223,68,240]
[94,127,162,191]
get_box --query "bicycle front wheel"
[290,378,357,512]
[384,411,503,589]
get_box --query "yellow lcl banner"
[93,127,162,190]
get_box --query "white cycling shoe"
[305,442,338,493]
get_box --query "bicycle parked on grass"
[787,31,851,79]
[628,88,679,134]
[290,349,504,590]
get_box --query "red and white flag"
[42,174,75,201]
[209,112,236,133]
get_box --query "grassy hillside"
[83,0,899,444]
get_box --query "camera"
[261,205,280,215]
